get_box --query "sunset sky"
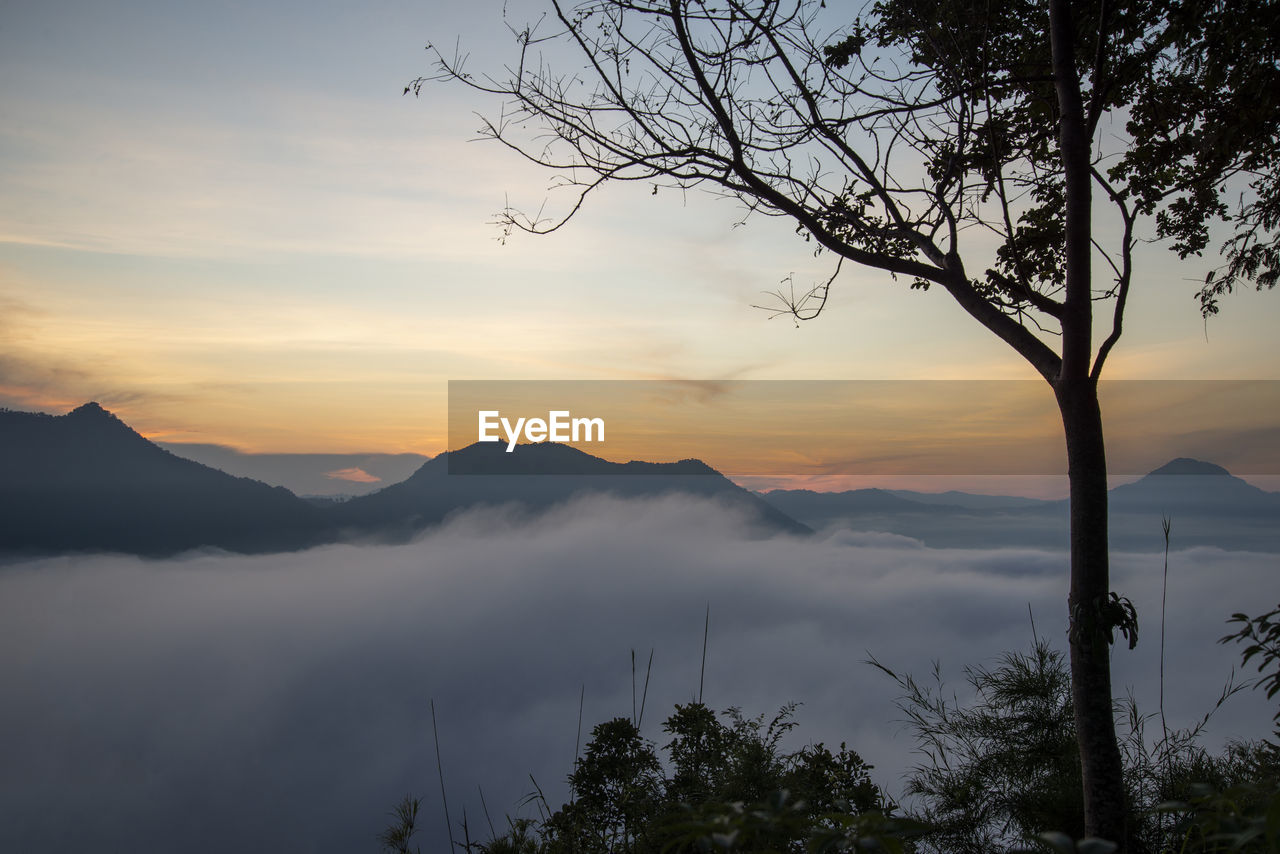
[3,0,1278,465]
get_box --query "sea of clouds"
[2,494,1275,852]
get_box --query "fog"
[2,495,1275,852]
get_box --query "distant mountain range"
[0,403,805,557]
[762,457,1280,551]
[2,403,1275,557]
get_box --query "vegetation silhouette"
[384,607,1280,854]
[386,701,902,854]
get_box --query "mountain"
[7,404,1266,555]
[757,458,1279,551]
[758,485,1068,549]
[884,489,1051,510]
[758,487,952,522]
[1102,457,1280,551]
[0,405,808,556]
[0,403,325,556]
[332,440,810,538]
[1109,457,1280,517]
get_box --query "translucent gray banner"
[446,380,1279,476]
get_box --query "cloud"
[324,467,382,483]
[0,494,1274,852]
[0,294,197,417]
[0,352,127,414]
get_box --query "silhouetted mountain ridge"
[759,457,1278,550]
[1147,458,1232,477]
[5,404,1271,555]
[333,440,807,537]
[1110,457,1279,516]
[754,487,937,519]
[431,439,721,475]
[884,489,1050,510]
[1,403,325,556]
[1,404,808,556]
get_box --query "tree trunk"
[1047,0,1129,843]
[1055,377,1129,847]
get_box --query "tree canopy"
[414,0,1276,364]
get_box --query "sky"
[2,494,1276,852]
[3,7,1278,848]
[2,0,1278,468]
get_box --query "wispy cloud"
[325,467,381,483]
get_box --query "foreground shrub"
[877,631,1279,854]
[477,702,896,854]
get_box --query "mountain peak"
[1,403,323,555]
[1148,458,1231,477]
[65,401,135,435]
[68,401,113,419]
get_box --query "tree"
[1115,0,1280,317]
[484,702,892,853]
[414,0,1278,846]
[544,717,664,852]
